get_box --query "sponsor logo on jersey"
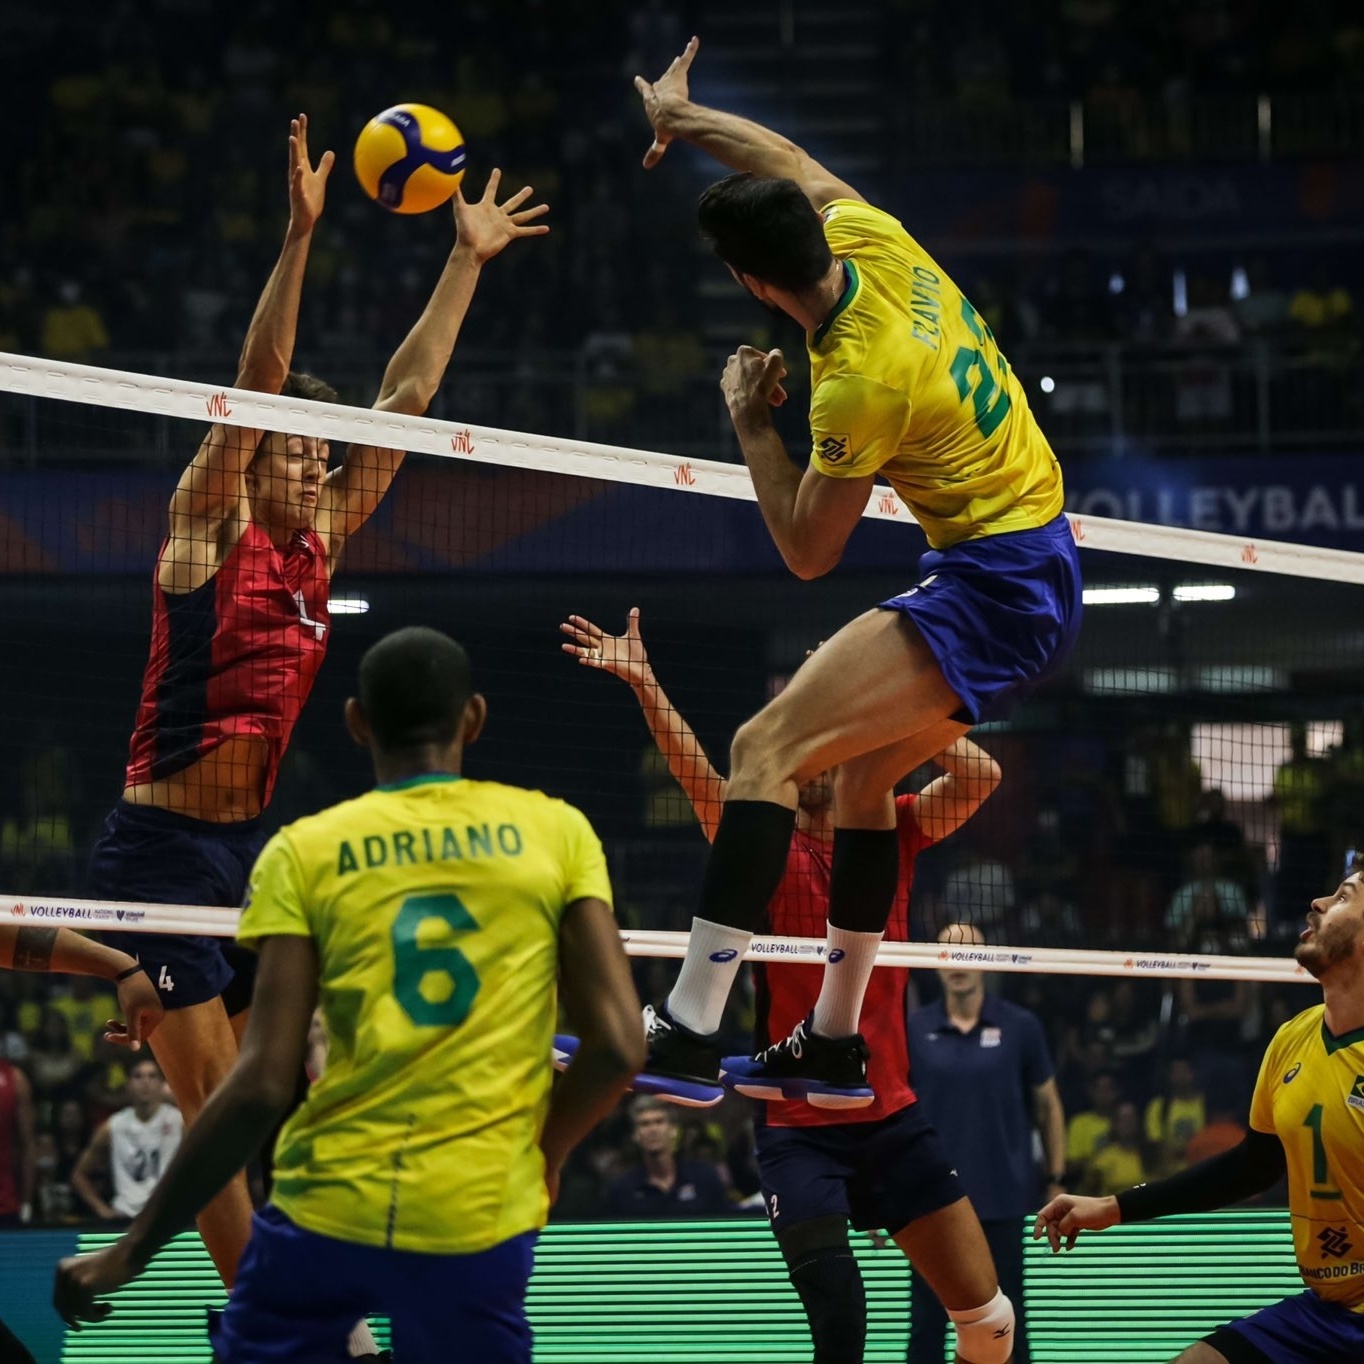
[980,1027,1002,1048]
[709,948,739,963]
[1348,1074,1364,1112]
[1283,1062,1302,1084]
[828,949,846,964]
[817,434,850,464]
[1318,1226,1353,1260]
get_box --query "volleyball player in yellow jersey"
[627,38,1081,1109]
[1035,861,1364,1364]
[54,627,645,1363]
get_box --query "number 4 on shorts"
[157,964,174,993]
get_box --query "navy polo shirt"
[605,1158,730,1219]
[906,995,1054,1221]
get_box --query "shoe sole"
[553,1034,724,1108]
[720,1062,874,1109]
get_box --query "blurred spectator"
[938,851,1018,937]
[1326,710,1364,881]
[1271,722,1330,937]
[28,1007,82,1106]
[1178,956,1258,1112]
[1106,981,1160,1095]
[605,1096,731,1219]
[1143,1055,1207,1176]
[70,1056,182,1223]
[38,280,111,361]
[1183,1092,1248,1166]
[0,993,28,1064]
[0,1056,35,1226]
[1288,265,1356,344]
[1236,258,1289,338]
[1082,1099,1146,1196]
[1173,275,1242,425]
[1065,1070,1122,1183]
[1111,243,1172,346]
[50,976,114,1064]
[1165,842,1251,950]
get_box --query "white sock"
[811,927,883,1038]
[665,918,753,1035]
[348,1319,378,1357]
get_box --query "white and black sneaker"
[721,1014,874,1109]
[553,1001,724,1108]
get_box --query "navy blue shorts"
[210,1204,537,1364]
[755,1103,964,1236]
[879,513,1082,723]
[90,802,266,1013]
[1211,1290,1364,1363]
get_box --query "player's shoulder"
[459,778,590,824]
[819,197,908,243]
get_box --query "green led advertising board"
[0,1212,1304,1363]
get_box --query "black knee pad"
[788,1245,867,1364]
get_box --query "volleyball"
[353,103,467,214]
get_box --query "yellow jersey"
[1249,1004,1364,1310]
[237,772,612,1254]
[808,199,1064,549]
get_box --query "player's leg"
[908,1264,951,1364]
[149,997,256,1287]
[1170,1348,1233,1364]
[849,1107,1011,1364]
[655,610,961,1092]
[813,721,966,1040]
[979,1219,1030,1364]
[757,1125,865,1364]
[209,1205,362,1364]
[776,1215,867,1364]
[388,1232,537,1364]
[723,722,967,1106]
[1189,1289,1363,1364]
[894,1201,1013,1364]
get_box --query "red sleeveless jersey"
[756,794,930,1129]
[0,1060,19,1215]
[125,524,331,806]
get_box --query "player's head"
[797,771,832,813]
[1297,855,1364,982]
[697,173,834,313]
[127,1056,164,1114]
[629,1096,677,1155]
[936,921,986,994]
[245,372,338,533]
[346,627,487,771]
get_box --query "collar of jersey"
[1321,1017,1364,1055]
[811,261,860,348]
[376,773,465,793]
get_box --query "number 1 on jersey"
[1303,1103,1343,1200]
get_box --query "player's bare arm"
[70,1124,117,1222]
[162,115,333,591]
[541,897,643,1201]
[53,934,318,1326]
[318,169,549,558]
[634,36,864,208]
[560,608,727,838]
[0,925,162,1049]
[723,345,874,578]
[913,736,1004,841]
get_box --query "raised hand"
[560,608,652,688]
[453,168,550,263]
[288,113,334,233]
[721,346,789,423]
[633,36,699,169]
[1031,1192,1120,1254]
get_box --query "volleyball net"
[1,349,1361,993]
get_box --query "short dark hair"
[1351,851,1364,878]
[359,627,473,751]
[696,173,834,291]
[281,371,339,403]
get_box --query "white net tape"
[5,351,1364,581]
[0,895,1313,983]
